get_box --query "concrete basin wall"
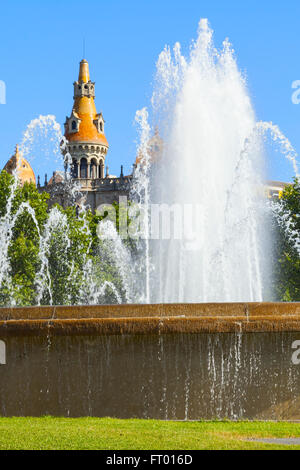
[0,303,300,420]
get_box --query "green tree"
[0,171,133,306]
[273,178,300,301]
[0,171,49,305]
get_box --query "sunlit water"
[133,19,299,303]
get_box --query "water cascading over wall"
[1,303,300,420]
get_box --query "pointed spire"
[78,59,90,83]
[14,144,22,169]
[15,144,20,158]
[65,59,109,149]
[3,144,36,186]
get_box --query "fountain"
[0,20,299,420]
[134,20,299,304]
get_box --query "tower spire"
[15,144,20,159]
[3,145,36,186]
[63,60,109,181]
[78,59,90,83]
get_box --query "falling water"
[20,115,65,176]
[0,115,132,306]
[0,173,42,306]
[131,108,152,303]
[34,206,127,306]
[20,115,81,204]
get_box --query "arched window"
[80,158,87,178]
[99,161,104,178]
[100,122,103,132]
[72,120,77,131]
[90,160,97,179]
[71,160,78,179]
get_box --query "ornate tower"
[64,59,109,180]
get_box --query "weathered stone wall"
[0,303,300,420]
[39,177,132,212]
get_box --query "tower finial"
[14,144,21,166]
[78,58,90,83]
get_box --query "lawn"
[0,418,300,450]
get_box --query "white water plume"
[97,220,135,303]
[0,173,42,306]
[133,18,294,303]
[20,115,64,176]
[131,108,152,303]
[35,207,70,305]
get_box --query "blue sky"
[0,0,299,182]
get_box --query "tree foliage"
[0,171,125,306]
[0,170,299,305]
[273,178,300,301]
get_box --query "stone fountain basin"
[0,303,300,420]
[0,302,300,336]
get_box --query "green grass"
[0,417,300,450]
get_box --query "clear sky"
[0,0,299,182]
